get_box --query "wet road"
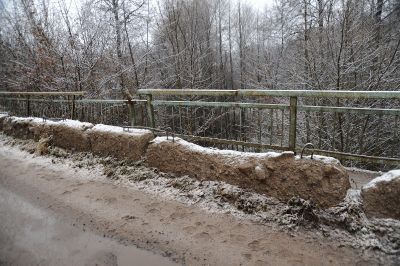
[0,187,178,266]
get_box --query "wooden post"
[146,94,155,128]
[71,95,76,120]
[289,96,298,152]
[127,100,136,126]
[26,96,31,116]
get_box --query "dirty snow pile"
[363,170,400,189]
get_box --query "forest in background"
[1,0,399,96]
[0,0,399,167]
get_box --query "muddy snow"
[0,133,399,265]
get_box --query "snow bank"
[0,116,153,159]
[1,116,36,139]
[28,118,93,151]
[87,124,154,161]
[146,137,351,208]
[0,116,93,151]
[361,170,400,220]
[362,169,400,189]
[1,115,353,208]
[0,113,9,131]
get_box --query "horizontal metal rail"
[238,90,400,99]
[0,91,86,96]
[76,99,146,104]
[130,126,400,167]
[139,89,237,96]
[1,97,146,104]
[302,149,400,167]
[2,98,71,103]
[298,105,400,116]
[161,132,400,166]
[128,127,292,151]
[153,100,400,116]
[139,89,400,99]
[6,97,399,115]
[153,100,289,110]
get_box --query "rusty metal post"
[127,100,136,126]
[26,96,31,116]
[146,94,155,128]
[289,96,298,152]
[71,95,76,120]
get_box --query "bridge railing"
[1,90,399,169]
[0,92,148,126]
[138,89,400,169]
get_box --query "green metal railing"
[0,91,86,120]
[1,90,399,168]
[138,89,400,168]
[0,92,147,126]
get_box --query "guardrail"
[1,89,399,168]
[0,92,147,126]
[138,89,400,168]
[0,91,86,120]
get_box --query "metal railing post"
[146,94,155,128]
[127,100,136,126]
[71,95,76,120]
[289,96,298,152]
[26,95,31,116]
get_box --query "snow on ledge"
[0,113,9,119]
[151,136,285,160]
[58,119,93,129]
[88,124,152,136]
[363,169,400,190]
[152,137,341,165]
[9,116,93,129]
[296,154,341,165]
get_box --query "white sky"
[246,0,274,10]
[64,0,276,10]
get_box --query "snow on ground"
[0,134,104,182]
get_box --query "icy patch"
[89,124,152,136]
[151,136,284,161]
[363,170,400,189]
